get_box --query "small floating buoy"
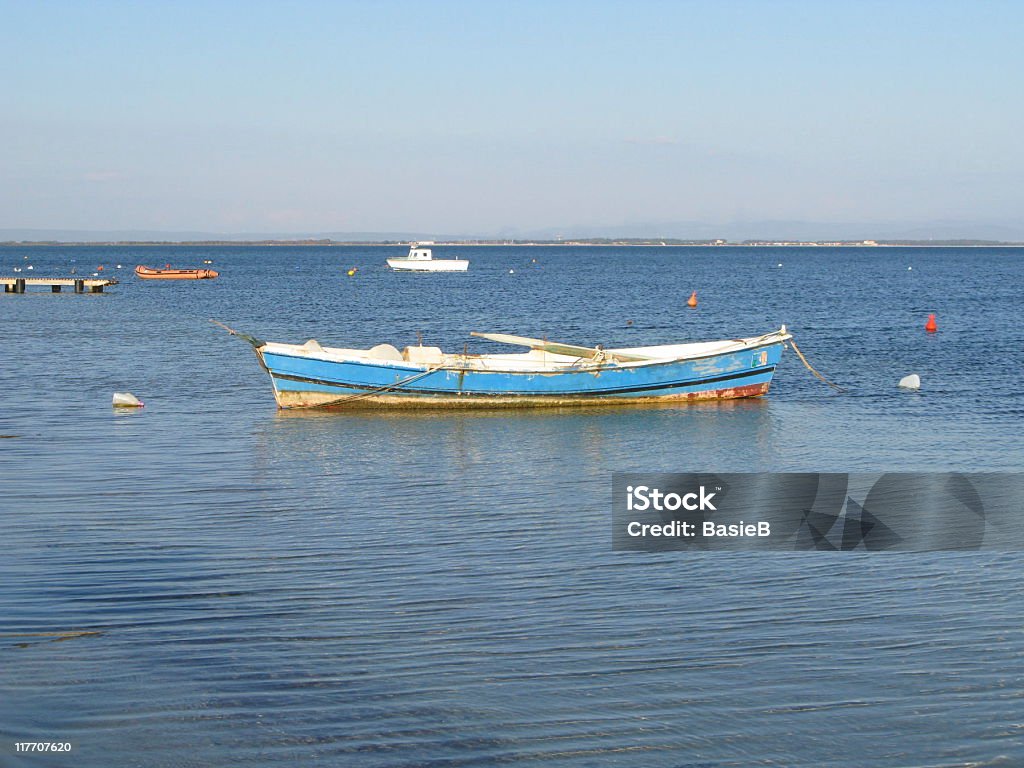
[26,264,33,270]
[116,264,123,269]
[97,265,104,271]
[777,263,783,268]
[925,313,937,333]
[112,392,144,408]
[509,269,515,274]
[687,291,698,308]
[907,266,912,271]
[898,374,921,390]
[626,319,634,327]
[347,268,357,277]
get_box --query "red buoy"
[925,313,937,333]
[687,291,698,308]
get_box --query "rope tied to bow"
[788,336,845,392]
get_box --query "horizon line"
[3,237,1023,247]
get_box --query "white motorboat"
[386,242,468,272]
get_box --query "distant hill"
[2,220,1023,244]
[518,220,1024,243]
[0,229,461,243]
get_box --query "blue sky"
[2,0,1022,236]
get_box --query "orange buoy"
[925,313,937,333]
[97,265,104,271]
[687,291,698,308]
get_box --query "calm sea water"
[2,245,1022,767]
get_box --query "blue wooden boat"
[239,326,791,409]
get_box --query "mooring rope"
[213,319,843,401]
[209,319,265,348]
[788,337,845,392]
[298,363,450,409]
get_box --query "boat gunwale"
[385,260,469,271]
[267,364,777,398]
[258,332,791,376]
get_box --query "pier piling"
[1,277,117,295]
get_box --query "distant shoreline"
[2,239,1023,248]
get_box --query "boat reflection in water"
[256,397,779,492]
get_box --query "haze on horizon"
[2,0,1022,240]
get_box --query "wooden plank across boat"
[234,324,791,409]
[136,265,219,280]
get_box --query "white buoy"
[509,269,514,274]
[112,392,144,408]
[908,266,913,271]
[777,263,783,267]
[898,374,921,390]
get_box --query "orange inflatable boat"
[135,265,219,280]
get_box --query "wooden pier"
[2,277,118,294]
